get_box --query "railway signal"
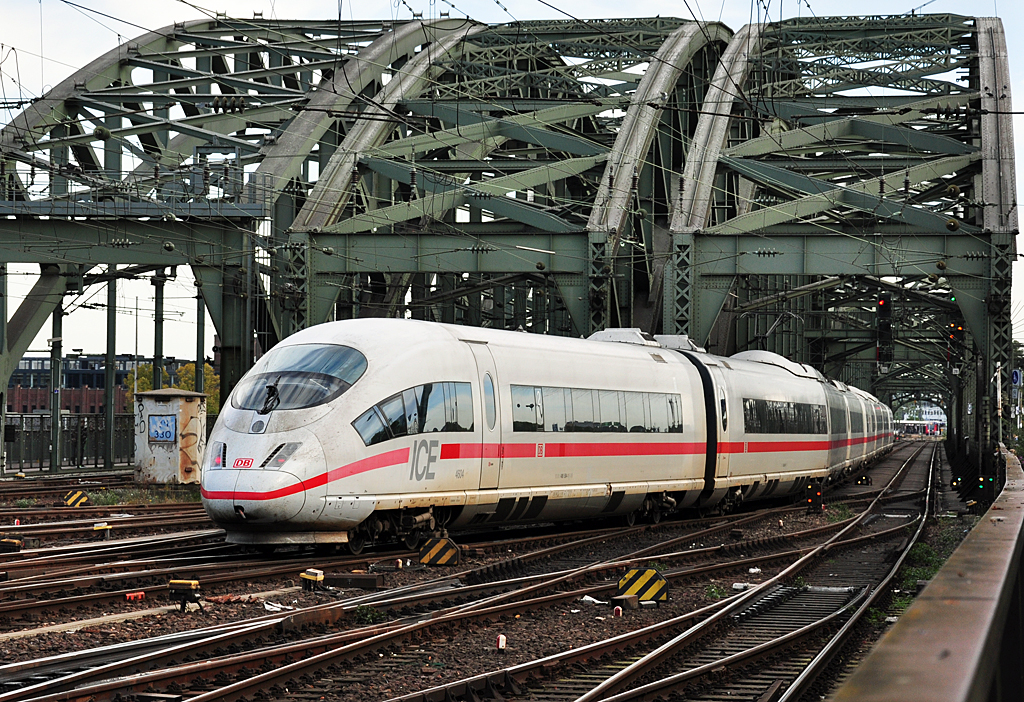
[877,294,893,364]
[806,482,823,514]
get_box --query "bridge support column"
[105,273,116,470]
[152,270,165,390]
[196,293,205,395]
[50,306,62,472]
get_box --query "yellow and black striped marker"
[419,537,461,566]
[0,538,22,553]
[63,490,88,507]
[617,568,669,602]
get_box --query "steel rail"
[572,442,927,701]
[776,443,937,702]
[0,489,919,701]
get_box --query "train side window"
[483,374,496,431]
[417,383,447,433]
[599,390,623,432]
[570,388,596,431]
[379,394,408,438]
[718,387,728,432]
[667,395,683,433]
[624,392,646,432]
[649,393,670,433]
[447,382,474,432]
[403,388,419,435]
[512,385,540,431]
[543,386,569,432]
[353,407,390,446]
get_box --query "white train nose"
[231,469,307,522]
[202,469,307,523]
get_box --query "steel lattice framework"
[0,13,1015,477]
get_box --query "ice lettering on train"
[410,439,438,481]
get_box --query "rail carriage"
[201,319,893,552]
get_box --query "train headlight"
[208,442,227,470]
[260,442,302,470]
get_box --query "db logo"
[233,458,254,468]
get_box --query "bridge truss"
[0,13,1015,481]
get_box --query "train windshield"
[231,343,368,413]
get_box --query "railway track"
[0,443,929,702]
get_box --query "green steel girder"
[717,155,982,235]
[0,12,1014,480]
[328,155,605,234]
[726,94,980,158]
[707,154,980,236]
[375,101,616,159]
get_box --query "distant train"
[201,320,893,552]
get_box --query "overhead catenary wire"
[0,4,1007,341]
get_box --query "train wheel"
[622,511,637,527]
[648,509,662,525]
[347,534,366,555]
[403,529,421,550]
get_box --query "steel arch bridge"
[0,14,1015,479]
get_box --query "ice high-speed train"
[201,319,893,552]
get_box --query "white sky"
[1,0,1021,360]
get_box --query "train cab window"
[232,343,368,412]
[512,385,542,431]
[354,407,389,446]
[483,374,496,431]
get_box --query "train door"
[706,365,731,479]
[465,341,502,489]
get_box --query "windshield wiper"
[258,376,281,415]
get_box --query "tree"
[124,364,169,407]
[123,363,220,414]
[173,362,221,414]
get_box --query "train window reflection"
[649,394,670,433]
[512,385,540,431]
[353,408,389,446]
[379,395,408,438]
[598,391,623,432]
[624,392,645,432]
[570,389,596,431]
[449,382,474,432]
[403,388,419,435]
[232,344,367,412]
[353,381,473,447]
[542,387,570,432]
[417,383,447,433]
[515,385,683,434]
